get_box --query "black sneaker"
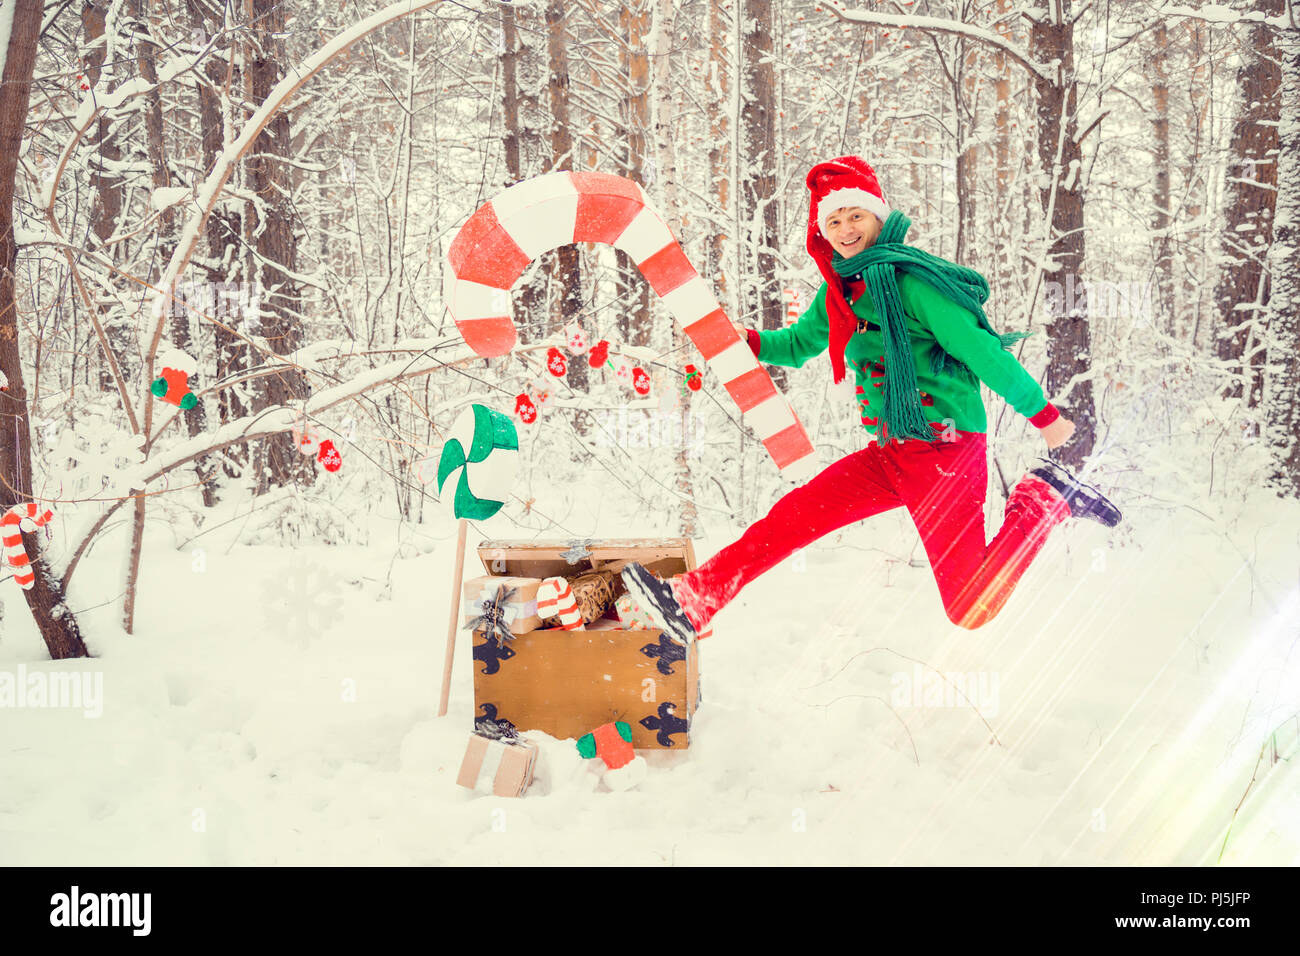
[1030,459,1123,527]
[620,562,699,646]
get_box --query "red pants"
[676,432,1070,630]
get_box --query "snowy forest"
[2,0,1299,867]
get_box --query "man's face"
[824,207,882,257]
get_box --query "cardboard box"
[469,539,702,750]
[462,574,544,636]
[455,732,539,797]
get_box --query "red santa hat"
[808,156,891,239]
[804,156,891,384]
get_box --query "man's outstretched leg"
[894,435,1122,629]
[622,443,904,644]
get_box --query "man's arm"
[899,273,1071,444]
[737,283,832,368]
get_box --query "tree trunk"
[1030,0,1095,468]
[546,0,582,339]
[1265,27,1300,497]
[142,0,218,508]
[501,0,563,384]
[246,0,308,491]
[705,0,732,307]
[190,0,248,472]
[82,0,135,391]
[0,0,91,659]
[617,0,653,347]
[740,0,783,363]
[1212,0,1283,414]
[992,0,1014,309]
[954,37,980,266]
[1149,20,1174,336]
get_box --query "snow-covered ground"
[2,476,1298,866]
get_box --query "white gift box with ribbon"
[461,575,544,636]
[456,733,538,798]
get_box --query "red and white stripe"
[444,171,816,480]
[3,502,54,590]
[783,287,806,326]
[536,576,583,630]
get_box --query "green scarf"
[832,209,1029,442]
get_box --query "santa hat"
[805,156,891,384]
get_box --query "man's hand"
[1040,416,1075,449]
[732,320,747,340]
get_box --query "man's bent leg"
[675,443,903,629]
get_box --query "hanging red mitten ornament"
[564,321,588,355]
[683,364,703,392]
[317,439,342,473]
[612,354,632,385]
[515,393,538,424]
[632,366,651,397]
[588,339,610,369]
[151,367,198,409]
[546,346,568,377]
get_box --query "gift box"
[614,592,656,630]
[566,567,623,624]
[462,575,544,636]
[455,732,539,797]
[469,539,702,749]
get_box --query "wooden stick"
[438,518,469,717]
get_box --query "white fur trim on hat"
[818,188,890,236]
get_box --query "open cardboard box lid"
[476,538,698,581]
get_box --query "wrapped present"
[614,593,656,630]
[566,568,623,624]
[462,575,544,636]
[456,732,539,797]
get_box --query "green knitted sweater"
[758,273,1051,441]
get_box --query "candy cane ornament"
[536,576,583,630]
[3,503,55,590]
[443,171,817,479]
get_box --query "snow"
[3,476,1298,865]
[150,186,191,212]
[0,0,14,86]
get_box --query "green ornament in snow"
[437,404,519,521]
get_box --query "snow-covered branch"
[826,5,1058,84]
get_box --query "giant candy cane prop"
[3,503,55,590]
[443,172,817,479]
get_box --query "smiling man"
[622,155,1122,646]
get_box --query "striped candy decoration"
[536,576,583,630]
[3,502,54,590]
[783,287,806,326]
[443,171,816,480]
